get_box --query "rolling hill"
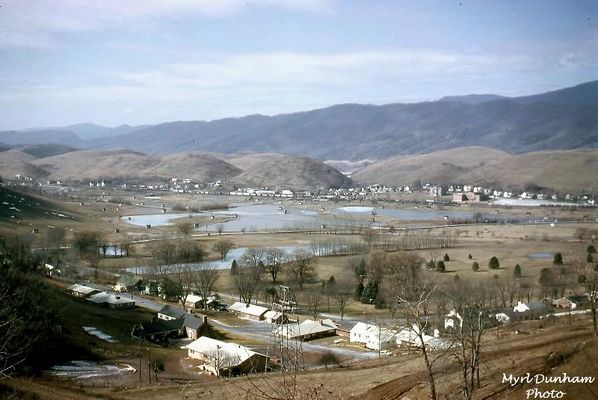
[353,147,598,193]
[0,149,350,189]
[0,149,49,179]
[227,153,352,189]
[30,150,161,182]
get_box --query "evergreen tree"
[436,260,446,272]
[230,259,238,275]
[443,253,450,262]
[489,256,500,269]
[472,261,479,272]
[553,253,563,265]
[354,282,365,301]
[360,281,379,303]
[514,264,522,278]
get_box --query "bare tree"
[214,239,234,260]
[445,280,492,400]
[361,228,379,249]
[233,249,264,305]
[72,231,102,281]
[176,221,193,237]
[333,283,352,321]
[194,263,219,309]
[175,264,197,307]
[397,282,442,400]
[264,248,286,283]
[303,291,322,320]
[288,250,317,289]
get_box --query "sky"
[0,0,597,130]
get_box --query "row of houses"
[349,322,449,351]
[67,283,136,309]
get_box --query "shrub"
[514,264,522,278]
[443,253,450,262]
[436,260,446,272]
[553,253,563,265]
[472,261,479,272]
[489,256,500,269]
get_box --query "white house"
[552,297,577,309]
[349,322,397,351]
[87,292,135,309]
[186,337,268,376]
[229,302,269,321]
[494,313,511,324]
[513,301,530,313]
[444,309,463,330]
[263,310,287,324]
[273,319,337,341]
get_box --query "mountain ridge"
[1,80,597,160]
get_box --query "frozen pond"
[50,361,136,379]
[336,206,375,213]
[205,204,322,232]
[121,212,200,227]
[528,252,554,259]
[335,206,478,221]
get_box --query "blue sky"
[0,0,597,129]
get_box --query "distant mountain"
[439,81,598,106]
[353,147,598,193]
[439,94,506,105]
[512,80,598,106]
[82,80,598,160]
[0,130,85,148]
[19,144,78,159]
[63,123,146,140]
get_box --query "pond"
[204,204,322,233]
[121,212,200,227]
[527,252,554,259]
[335,206,479,221]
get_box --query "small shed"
[263,310,287,324]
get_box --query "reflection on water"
[205,204,320,232]
[528,252,554,259]
[121,212,200,227]
[125,243,349,275]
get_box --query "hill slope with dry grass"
[0,149,351,188]
[228,153,353,189]
[353,147,598,193]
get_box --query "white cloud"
[110,50,533,91]
[0,0,336,48]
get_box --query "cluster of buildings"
[67,283,136,309]
[349,322,449,351]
